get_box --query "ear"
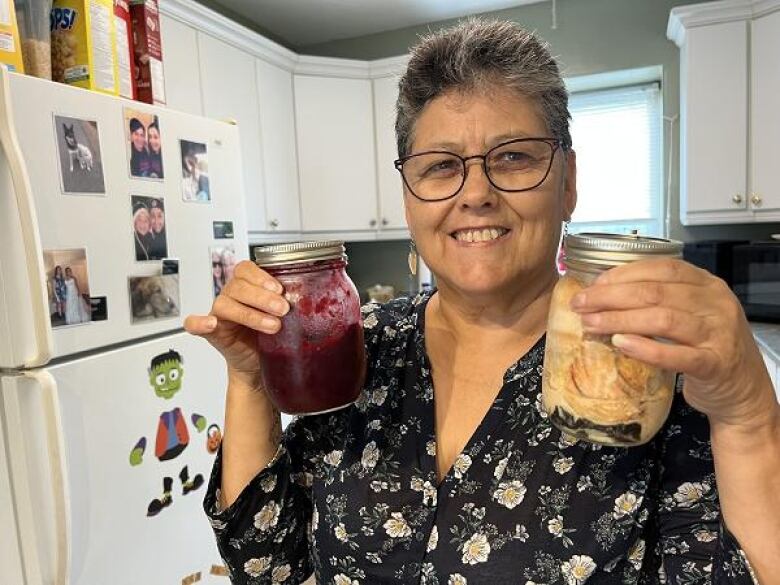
[562,149,577,222]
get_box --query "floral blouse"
[204,291,759,585]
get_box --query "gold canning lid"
[253,240,346,267]
[564,231,683,273]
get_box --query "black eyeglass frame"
[393,137,562,202]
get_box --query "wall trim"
[295,55,370,79]
[668,0,780,46]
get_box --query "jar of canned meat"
[542,232,683,446]
[254,241,366,415]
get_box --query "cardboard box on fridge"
[0,0,25,72]
[113,0,134,99]
[129,0,165,105]
[51,0,119,95]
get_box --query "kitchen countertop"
[751,322,780,363]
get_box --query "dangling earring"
[562,220,570,241]
[408,240,418,277]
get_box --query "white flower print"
[448,574,468,585]
[367,419,381,430]
[514,524,529,542]
[628,539,646,570]
[410,476,424,491]
[673,482,710,507]
[260,474,277,493]
[576,475,593,492]
[426,440,437,456]
[271,564,291,583]
[558,432,578,448]
[453,454,472,479]
[548,515,564,537]
[335,523,349,542]
[361,441,380,470]
[370,388,388,406]
[253,501,280,531]
[694,529,717,543]
[492,480,527,510]
[363,313,378,328]
[613,492,643,518]
[333,574,359,585]
[244,556,271,577]
[427,525,439,552]
[461,533,491,565]
[423,481,437,507]
[383,512,412,538]
[553,456,575,474]
[561,555,597,584]
[493,457,509,480]
[324,450,343,467]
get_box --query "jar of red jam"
[253,241,366,415]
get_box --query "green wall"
[302,0,779,243]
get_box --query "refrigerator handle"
[23,369,72,585]
[0,66,53,366]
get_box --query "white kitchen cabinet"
[158,14,203,116]
[750,9,780,216]
[668,1,780,225]
[197,33,266,232]
[373,75,406,231]
[256,59,301,232]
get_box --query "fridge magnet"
[210,246,237,298]
[212,220,234,239]
[180,140,210,202]
[123,107,164,179]
[89,296,108,321]
[162,258,179,275]
[129,349,206,516]
[128,273,180,323]
[53,115,106,194]
[131,195,168,261]
[206,424,222,454]
[43,248,93,328]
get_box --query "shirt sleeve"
[656,381,760,584]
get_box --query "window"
[567,82,663,236]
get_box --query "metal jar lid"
[253,240,346,268]
[564,232,683,272]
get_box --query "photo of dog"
[128,274,180,323]
[53,115,106,194]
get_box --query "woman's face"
[131,126,146,151]
[403,87,576,299]
[55,266,62,278]
[212,260,223,279]
[148,127,161,153]
[150,207,164,233]
[65,267,72,278]
[134,209,150,235]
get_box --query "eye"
[168,369,180,381]
[422,157,460,178]
[155,373,166,386]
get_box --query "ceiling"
[201,0,548,48]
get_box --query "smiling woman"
[186,17,780,585]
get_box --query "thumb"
[183,314,218,337]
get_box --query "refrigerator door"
[0,67,248,367]
[1,332,232,585]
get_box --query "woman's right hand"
[184,260,290,389]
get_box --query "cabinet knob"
[381,218,389,227]
[751,193,762,207]
[270,219,279,229]
[732,194,743,204]
[370,219,377,227]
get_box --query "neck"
[429,268,558,348]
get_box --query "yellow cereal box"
[0,0,25,73]
[51,0,119,95]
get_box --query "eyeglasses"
[394,137,561,202]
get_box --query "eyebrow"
[415,131,538,153]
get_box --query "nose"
[458,157,497,209]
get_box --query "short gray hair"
[396,18,572,158]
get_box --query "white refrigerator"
[0,67,248,585]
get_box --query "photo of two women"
[44,248,92,328]
[132,195,168,261]
[125,109,164,179]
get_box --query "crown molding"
[369,55,410,78]
[294,55,370,79]
[159,0,298,71]
[667,0,780,46]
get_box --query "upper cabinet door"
[198,33,266,232]
[681,20,748,219]
[373,75,406,230]
[158,15,202,115]
[751,9,780,214]
[294,75,378,232]
[256,59,301,232]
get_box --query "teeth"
[454,228,507,242]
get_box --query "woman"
[63,266,90,325]
[185,20,779,584]
[129,117,150,178]
[212,250,226,297]
[147,116,164,179]
[52,265,66,320]
[133,202,153,261]
[148,198,167,260]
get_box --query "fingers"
[223,277,289,318]
[611,334,718,380]
[233,260,282,293]
[594,258,710,287]
[212,294,283,334]
[184,314,217,336]
[580,306,707,346]
[570,282,700,314]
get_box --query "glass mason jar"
[254,241,366,415]
[542,232,683,446]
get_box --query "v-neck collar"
[410,290,547,489]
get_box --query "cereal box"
[51,0,119,95]
[0,0,25,72]
[129,0,165,105]
[113,0,134,99]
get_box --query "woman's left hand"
[570,258,778,429]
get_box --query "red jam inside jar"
[254,241,366,415]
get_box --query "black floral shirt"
[204,292,759,585]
